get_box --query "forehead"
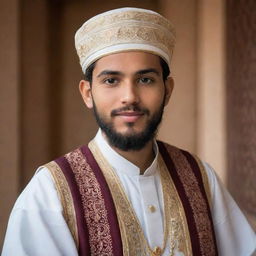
[93,51,162,74]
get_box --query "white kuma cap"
[75,7,176,73]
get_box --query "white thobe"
[2,130,256,256]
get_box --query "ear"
[164,76,174,106]
[79,80,93,109]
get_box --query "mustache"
[111,105,150,116]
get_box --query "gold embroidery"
[165,146,216,256]
[82,11,175,35]
[65,149,114,255]
[45,161,78,248]
[159,155,192,256]
[77,25,174,61]
[88,140,193,256]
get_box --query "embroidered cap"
[75,7,176,73]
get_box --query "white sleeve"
[1,167,78,256]
[203,162,256,256]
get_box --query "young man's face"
[80,51,173,151]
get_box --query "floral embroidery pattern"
[165,144,216,256]
[65,149,113,255]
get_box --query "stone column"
[196,0,227,181]
[158,0,198,153]
[0,0,20,247]
[20,0,51,185]
[226,0,256,230]
[158,0,227,181]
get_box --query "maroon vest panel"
[158,141,218,255]
[55,146,123,256]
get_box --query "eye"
[138,77,154,84]
[103,77,118,85]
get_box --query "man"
[2,7,256,256]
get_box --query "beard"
[92,98,165,151]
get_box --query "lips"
[114,111,144,122]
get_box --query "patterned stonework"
[226,0,256,230]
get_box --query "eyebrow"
[135,68,160,76]
[96,68,160,78]
[97,70,123,78]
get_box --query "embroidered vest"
[45,141,218,256]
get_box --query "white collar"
[94,129,159,177]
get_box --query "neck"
[103,134,155,174]
[115,142,155,174]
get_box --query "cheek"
[91,90,116,112]
[141,90,165,107]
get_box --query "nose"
[120,82,140,105]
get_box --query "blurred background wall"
[1,0,255,248]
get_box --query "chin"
[120,121,147,130]
[117,126,145,136]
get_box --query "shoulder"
[13,166,62,212]
[158,141,256,254]
[157,140,220,204]
[201,162,256,254]
[157,140,206,172]
[157,140,211,170]
[156,140,180,152]
[2,165,79,256]
[157,140,197,160]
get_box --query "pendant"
[152,246,162,256]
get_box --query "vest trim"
[158,142,218,255]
